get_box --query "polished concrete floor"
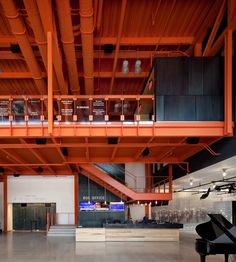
[0,231,235,262]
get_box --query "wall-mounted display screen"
[109,202,125,211]
[79,201,95,211]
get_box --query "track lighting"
[200,188,211,199]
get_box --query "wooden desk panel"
[76,228,105,242]
[76,228,179,242]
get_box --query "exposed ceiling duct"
[23,0,60,93]
[79,0,94,95]
[1,0,47,94]
[56,0,80,95]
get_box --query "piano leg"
[224,254,228,262]
[199,254,206,262]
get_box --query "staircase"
[47,225,75,237]
[79,164,172,201]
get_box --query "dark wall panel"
[203,58,224,95]
[155,57,224,121]
[196,96,223,121]
[164,96,196,121]
[78,174,125,227]
[156,58,188,95]
[188,58,203,95]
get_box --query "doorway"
[13,203,56,231]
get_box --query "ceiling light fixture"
[190,179,193,186]
[222,169,227,177]
[122,60,129,74]
[134,59,142,74]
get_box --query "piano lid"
[196,214,236,243]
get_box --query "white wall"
[129,204,145,221]
[125,163,145,192]
[8,176,74,225]
[0,182,3,231]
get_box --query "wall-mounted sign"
[92,99,105,121]
[0,100,10,117]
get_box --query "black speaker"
[13,173,21,177]
[10,44,21,53]
[104,44,114,53]
[142,147,150,156]
[62,147,68,156]
[108,137,118,144]
[35,138,47,144]
[186,137,200,144]
[37,167,43,173]
[0,167,4,173]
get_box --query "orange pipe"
[3,175,7,232]
[1,0,47,94]
[56,0,80,94]
[79,0,94,95]
[109,0,127,94]
[96,0,103,33]
[47,31,53,135]
[36,0,67,94]
[168,164,173,194]
[224,30,233,135]
[23,0,60,93]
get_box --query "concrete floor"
[0,231,234,262]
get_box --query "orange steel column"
[145,164,152,192]
[74,174,79,225]
[145,205,150,219]
[194,43,202,56]
[47,31,53,134]
[168,164,173,195]
[224,29,233,135]
[3,175,7,233]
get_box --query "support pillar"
[47,31,53,135]
[168,164,173,195]
[74,174,78,225]
[3,175,7,233]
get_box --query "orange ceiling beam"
[109,0,127,94]
[79,0,94,95]
[94,37,195,45]
[0,122,225,137]
[36,0,68,94]
[0,142,216,149]
[1,0,47,95]
[0,71,148,79]
[0,36,195,46]
[0,72,47,79]
[203,0,226,56]
[79,71,149,78]
[206,3,236,56]
[56,0,80,94]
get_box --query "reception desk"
[76,223,183,242]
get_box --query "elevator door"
[13,203,56,231]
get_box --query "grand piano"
[195,214,236,262]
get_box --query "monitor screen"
[79,201,95,211]
[109,202,125,211]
